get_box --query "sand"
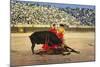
[11,31,95,66]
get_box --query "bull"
[29,31,80,55]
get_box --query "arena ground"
[11,31,95,66]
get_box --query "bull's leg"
[29,36,35,54]
[64,45,80,54]
[31,44,35,54]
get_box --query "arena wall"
[11,25,95,33]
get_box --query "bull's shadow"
[35,46,80,55]
[29,31,80,55]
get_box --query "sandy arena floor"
[11,31,95,66]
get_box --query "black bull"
[29,31,80,55]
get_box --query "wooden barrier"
[11,26,95,33]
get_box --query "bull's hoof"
[72,50,80,54]
[76,51,80,54]
[62,52,71,55]
[32,53,34,55]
